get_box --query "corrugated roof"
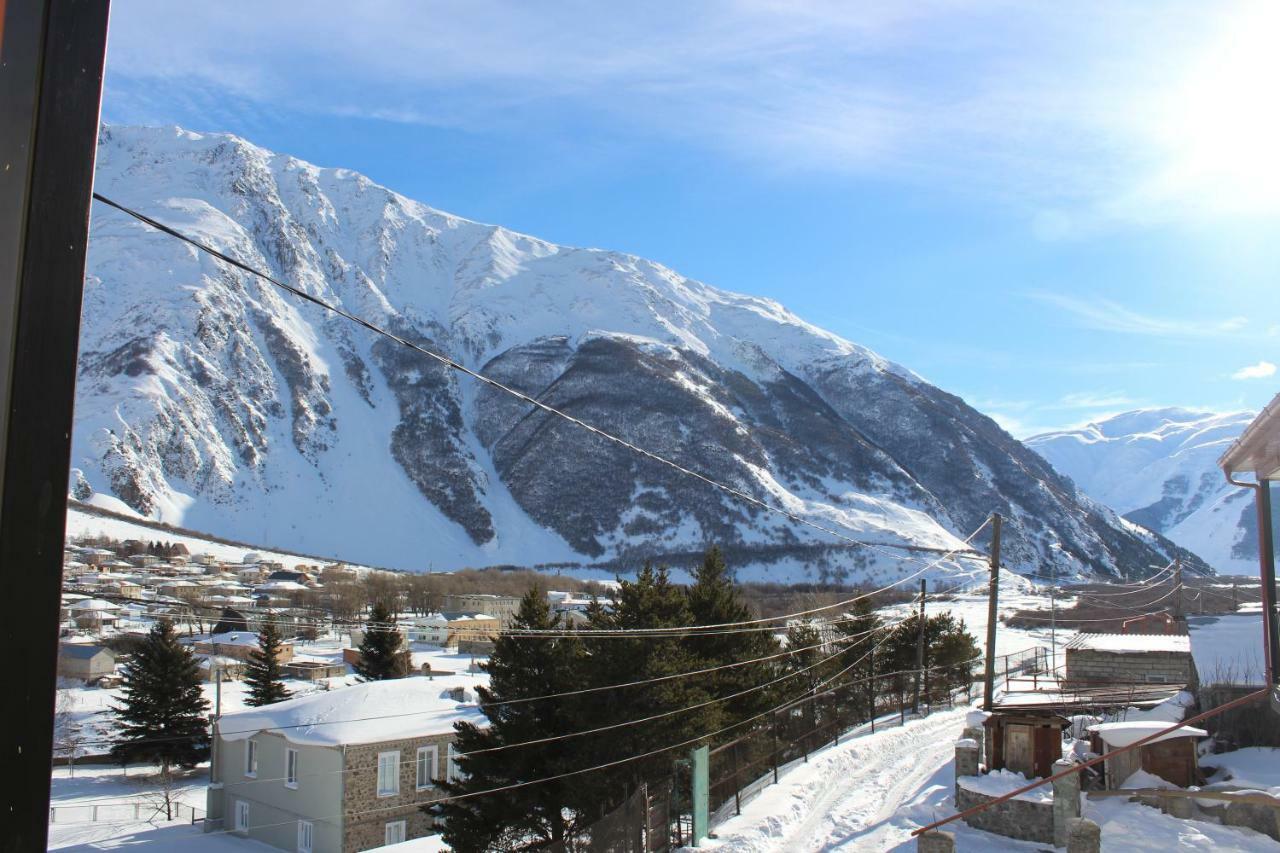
[1065,633,1191,653]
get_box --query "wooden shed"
[1088,720,1207,789]
[983,712,1069,779]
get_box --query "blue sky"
[99,0,1279,436]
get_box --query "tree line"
[439,548,978,851]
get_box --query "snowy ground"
[703,703,1280,852]
[1187,612,1267,685]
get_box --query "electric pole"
[1173,557,1184,624]
[914,578,926,713]
[982,512,1002,712]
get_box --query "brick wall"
[341,733,454,853]
[1065,649,1196,686]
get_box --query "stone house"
[1064,632,1197,687]
[407,612,500,647]
[207,677,484,852]
[441,593,522,626]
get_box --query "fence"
[705,658,981,829]
[48,800,204,825]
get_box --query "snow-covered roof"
[217,677,487,746]
[256,580,308,591]
[1088,720,1208,748]
[70,598,120,612]
[1066,633,1191,654]
[198,631,291,647]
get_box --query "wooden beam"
[0,1,109,849]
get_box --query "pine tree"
[583,565,713,796]
[684,547,781,729]
[243,617,292,707]
[441,588,591,852]
[111,619,210,774]
[354,601,409,681]
[833,597,883,719]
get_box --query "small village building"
[69,598,120,630]
[1064,633,1197,687]
[408,612,500,648]
[284,660,348,681]
[56,644,116,683]
[193,631,295,664]
[207,678,484,852]
[1088,720,1207,789]
[441,593,521,626]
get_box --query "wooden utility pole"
[0,2,110,849]
[1173,557,1184,623]
[982,512,1002,711]
[914,578,926,712]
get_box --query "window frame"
[416,744,439,790]
[234,799,250,833]
[446,742,460,784]
[286,747,299,789]
[296,819,313,853]
[385,819,407,846]
[244,740,258,778]
[376,750,401,797]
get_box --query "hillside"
[71,126,1201,582]
[1028,408,1263,574]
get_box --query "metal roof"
[1220,391,1280,479]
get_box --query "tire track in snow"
[786,708,964,851]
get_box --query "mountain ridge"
[72,124,1203,582]
[1027,407,1263,574]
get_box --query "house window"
[416,745,438,790]
[286,748,299,788]
[377,750,400,797]
[385,820,407,845]
[234,800,250,833]
[446,743,461,783]
[296,820,313,853]
[245,740,258,777]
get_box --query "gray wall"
[217,732,345,852]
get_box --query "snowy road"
[705,707,969,853]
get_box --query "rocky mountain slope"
[1028,408,1266,574]
[71,126,1202,582]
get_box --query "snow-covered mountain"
[1027,408,1267,574]
[71,126,1200,582]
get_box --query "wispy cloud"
[98,0,1263,225]
[1057,392,1137,409]
[1029,292,1247,338]
[1231,360,1276,380]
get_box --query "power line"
[90,192,983,562]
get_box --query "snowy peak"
[1028,408,1262,574]
[73,125,1197,582]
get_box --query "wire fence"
[48,800,204,825]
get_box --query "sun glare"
[1159,2,1280,213]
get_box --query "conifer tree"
[833,597,883,718]
[441,588,591,852]
[111,619,210,774]
[243,616,292,707]
[583,565,713,794]
[684,547,781,728]
[354,601,409,681]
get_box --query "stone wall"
[1065,649,1195,686]
[342,733,454,853]
[955,783,1055,844]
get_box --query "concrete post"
[1052,759,1082,848]
[962,725,985,758]
[1066,817,1101,853]
[955,739,980,800]
[917,829,956,853]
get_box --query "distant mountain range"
[1027,408,1271,574]
[70,125,1202,582]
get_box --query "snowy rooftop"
[1088,720,1208,748]
[217,676,488,746]
[198,631,293,647]
[1066,633,1191,654]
